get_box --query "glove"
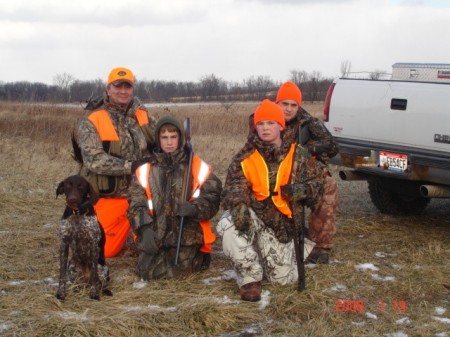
[299,124,310,145]
[280,183,307,202]
[230,203,251,233]
[137,226,159,255]
[131,158,151,173]
[306,143,331,156]
[175,201,198,217]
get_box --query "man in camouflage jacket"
[127,116,222,280]
[276,81,339,263]
[218,99,324,301]
[76,67,156,258]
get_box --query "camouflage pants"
[308,173,339,249]
[217,209,315,287]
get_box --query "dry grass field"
[0,101,449,337]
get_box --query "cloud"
[0,0,210,26]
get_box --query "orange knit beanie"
[253,99,285,128]
[276,81,302,105]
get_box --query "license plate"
[379,151,408,171]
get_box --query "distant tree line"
[0,70,333,103]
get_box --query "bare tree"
[53,72,76,102]
[289,70,309,85]
[340,60,352,77]
[370,70,385,80]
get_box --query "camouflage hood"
[154,116,185,153]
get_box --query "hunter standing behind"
[127,116,222,280]
[75,67,156,258]
[276,81,339,264]
[218,99,324,302]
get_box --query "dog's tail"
[71,131,83,164]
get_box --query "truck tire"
[368,177,430,215]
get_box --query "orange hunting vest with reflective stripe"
[88,109,149,141]
[135,156,216,253]
[241,144,297,218]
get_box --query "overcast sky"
[1,0,449,85]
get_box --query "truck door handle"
[391,98,407,110]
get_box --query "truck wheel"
[368,177,430,215]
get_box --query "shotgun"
[293,124,310,291]
[174,118,193,265]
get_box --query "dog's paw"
[103,289,113,296]
[55,292,65,301]
[89,293,100,301]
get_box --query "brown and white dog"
[55,175,112,300]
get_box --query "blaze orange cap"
[107,67,135,86]
[253,99,285,128]
[276,81,302,105]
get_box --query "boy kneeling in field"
[127,116,222,280]
[218,99,324,301]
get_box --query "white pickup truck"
[323,77,450,214]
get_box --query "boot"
[306,247,330,264]
[240,281,262,302]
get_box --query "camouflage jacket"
[127,146,222,248]
[76,97,156,197]
[221,135,324,243]
[283,107,339,164]
[245,107,338,165]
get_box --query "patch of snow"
[371,274,396,282]
[132,280,147,289]
[435,332,448,337]
[433,316,450,324]
[203,270,237,286]
[357,234,365,238]
[0,230,10,235]
[384,331,408,337]
[351,321,365,326]
[396,317,411,325]
[216,295,240,305]
[305,263,317,269]
[435,307,447,315]
[330,259,344,264]
[43,223,54,228]
[327,284,348,292]
[355,263,379,272]
[125,305,146,312]
[259,290,271,310]
[375,251,397,258]
[366,312,377,320]
[0,323,13,332]
[59,311,88,321]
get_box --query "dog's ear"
[86,181,99,205]
[56,181,65,198]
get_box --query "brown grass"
[0,102,449,337]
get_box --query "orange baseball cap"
[254,99,285,128]
[276,81,302,105]
[107,67,135,86]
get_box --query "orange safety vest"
[241,144,297,218]
[88,108,150,141]
[135,156,216,253]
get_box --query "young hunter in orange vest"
[127,116,222,280]
[218,99,324,301]
[75,67,156,258]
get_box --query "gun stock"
[174,118,193,265]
